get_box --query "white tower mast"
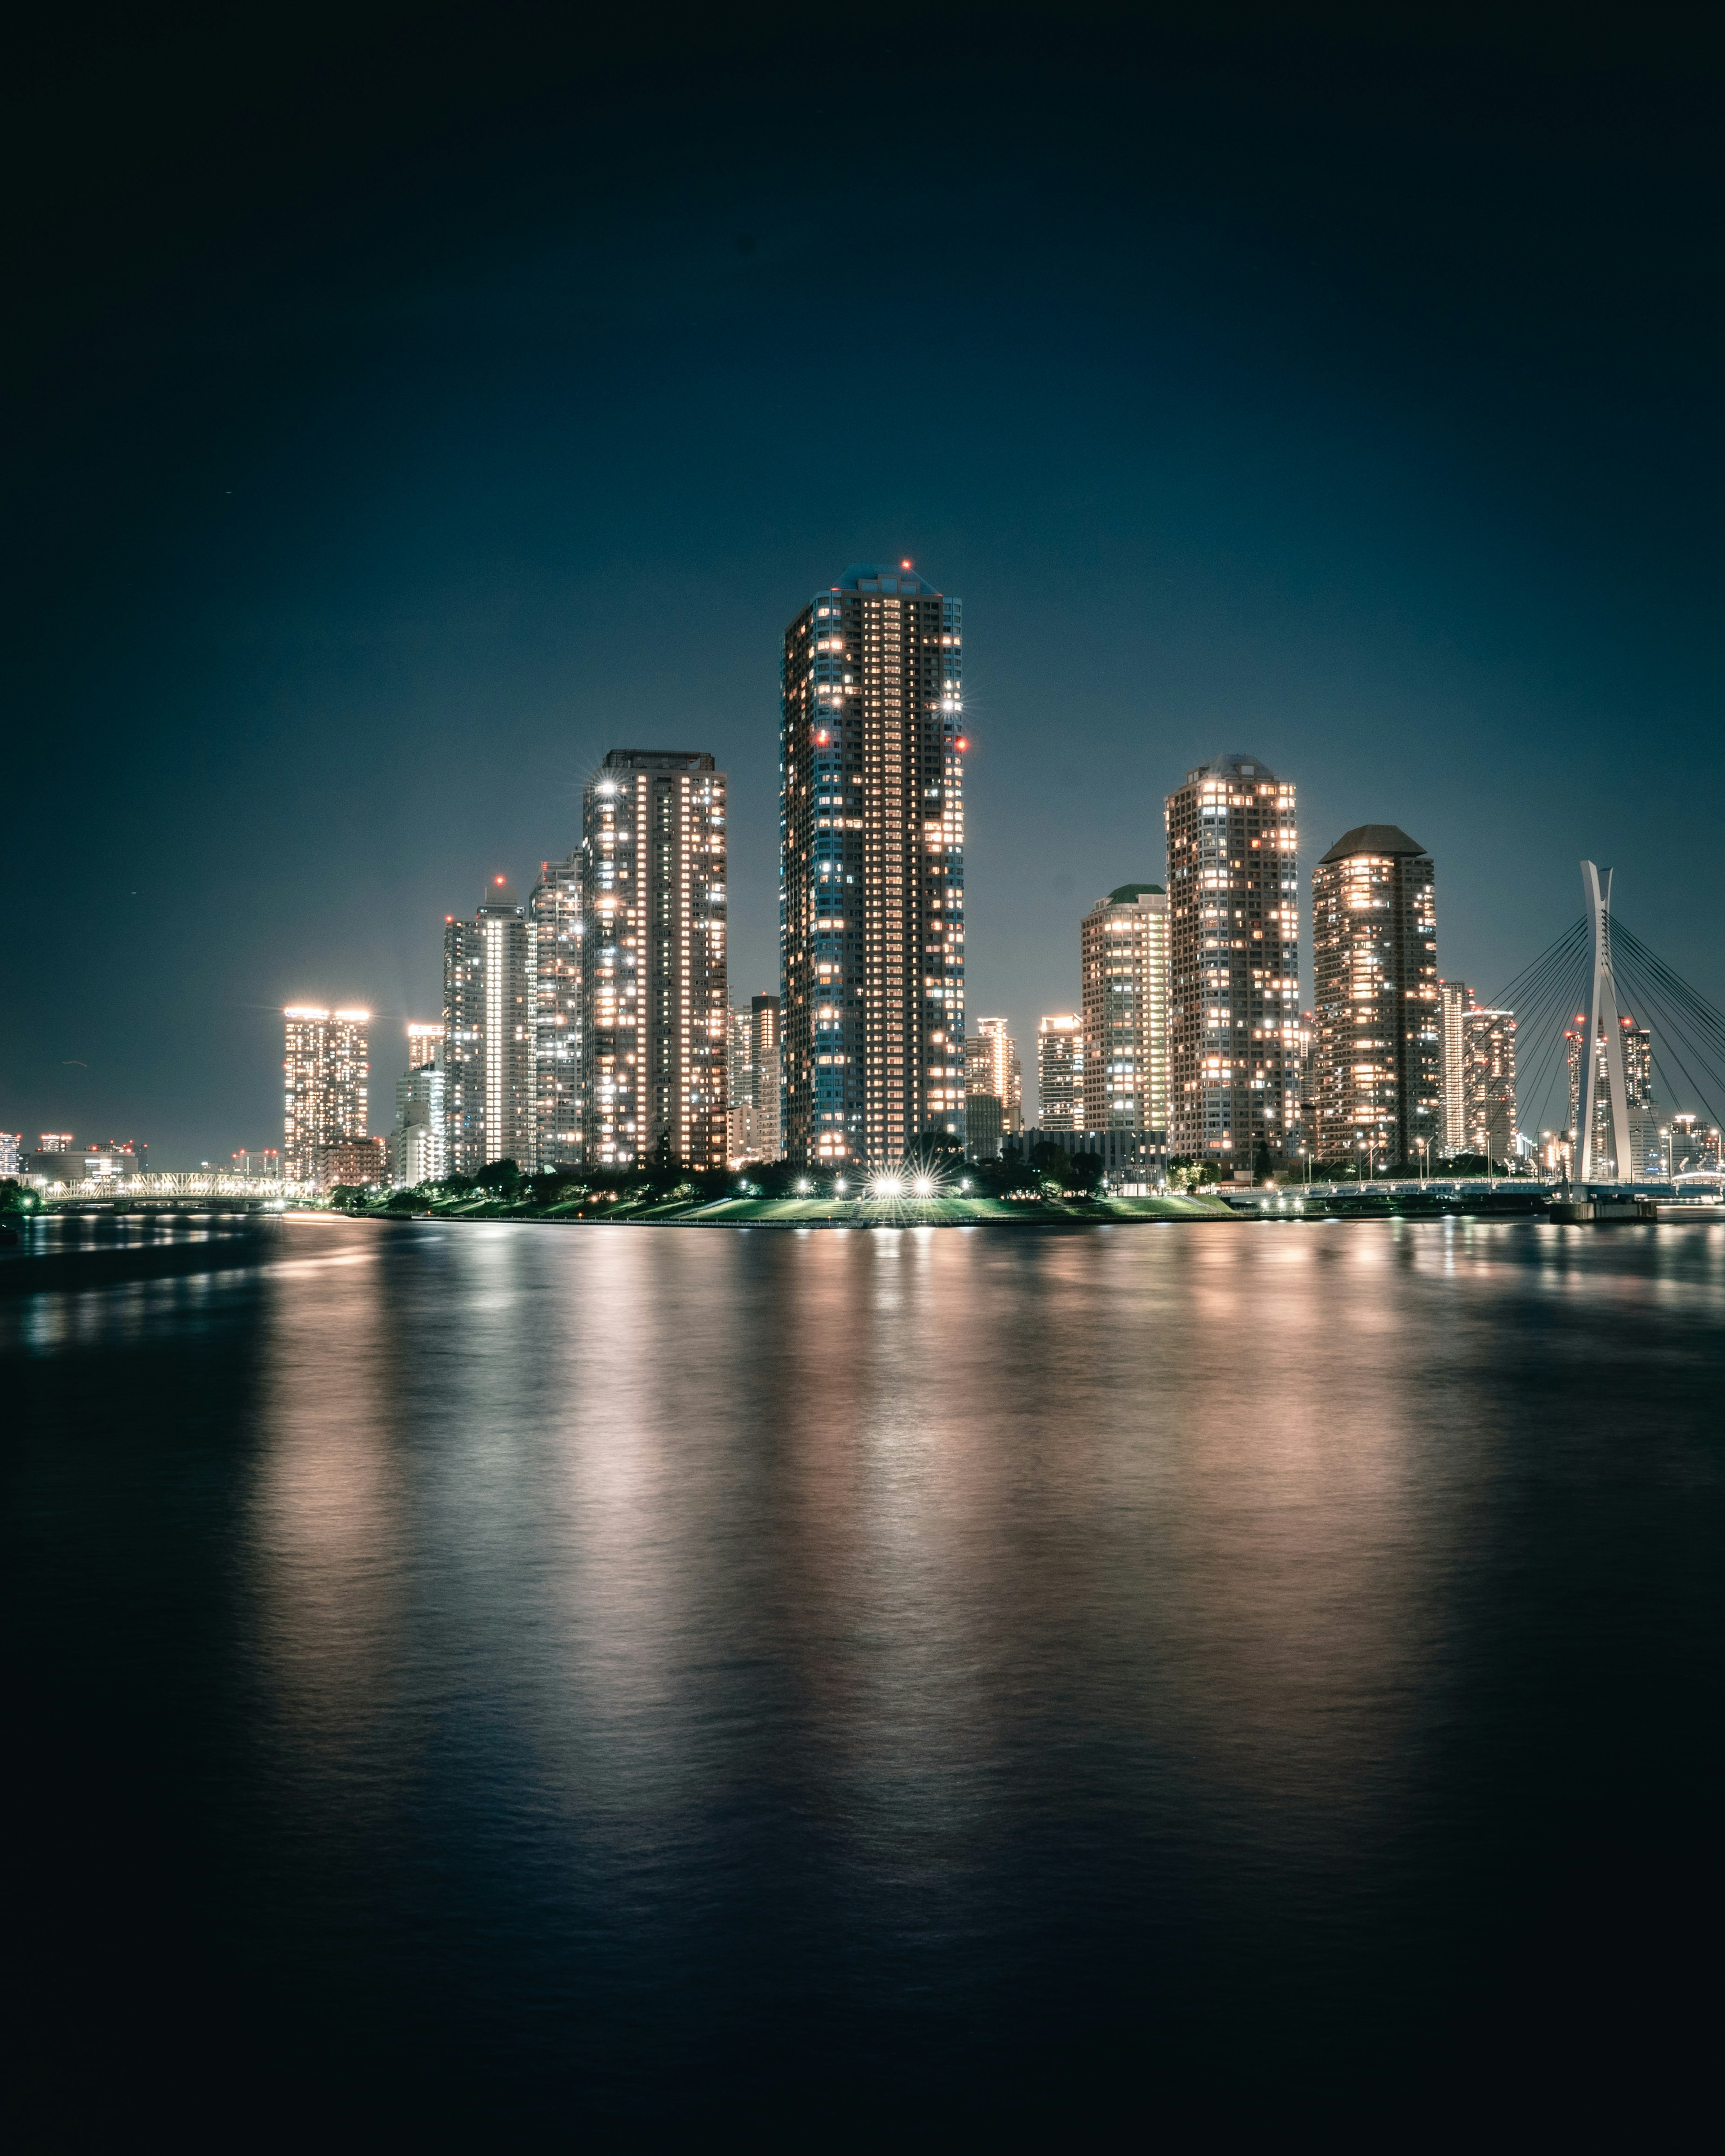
[1579,861,1633,1183]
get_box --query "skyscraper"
[968,1017,1022,1135]
[393,1060,447,1186]
[726,1007,756,1165]
[580,751,727,1171]
[1080,885,1169,1134]
[282,1007,370,1184]
[1460,1005,1517,1163]
[1438,979,1470,1155]
[1036,1013,1083,1130]
[407,1021,444,1070]
[750,994,783,1161]
[442,879,537,1175]
[1166,756,1300,1168]
[1310,825,1440,1169]
[530,852,583,1169]
[780,561,965,1168]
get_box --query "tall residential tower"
[1166,756,1300,1168]
[781,561,965,1167]
[283,1007,370,1184]
[579,750,728,1170]
[1310,825,1439,1169]
[530,852,583,1168]
[442,879,537,1175]
[1080,885,1169,1134]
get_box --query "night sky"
[7,4,1718,1162]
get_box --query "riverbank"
[353,1190,1240,1229]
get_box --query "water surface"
[9,1216,1722,2133]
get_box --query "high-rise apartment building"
[781,561,965,1167]
[727,995,784,1164]
[407,1021,444,1070]
[751,994,783,1161]
[283,1007,370,1184]
[1037,1013,1083,1130]
[1310,825,1440,1168]
[967,1017,1022,1135]
[393,1060,447,1186]
[1080,885,1169,1134]
[580,751,727,1170]
[1460,1006,1517,1163]
[727,1008,757,1165]
[442,879,537,1175]
[530,853,583,1169]
[1438,980,1469,1155]
[1166,757,1300,1166]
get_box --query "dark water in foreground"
[9,1215,1724,2135]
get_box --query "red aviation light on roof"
[495,875,506,885]
[900,558,913,569]
[954,737,969,752]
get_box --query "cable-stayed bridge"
[1490,860,1725,1186]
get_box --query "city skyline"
[9,10,1719,1167]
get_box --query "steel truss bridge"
[38,1172,316,1209]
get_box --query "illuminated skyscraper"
[407,1021,444,1070]
[1037,1013,1083,1130]
[1166,756,1300,1167]
[530,853,583,1169]
[442,879,537,1175]
[751,994,783,1161]
[1080,885,1169,1134]
[781,561,965,1167]
[726,1008,756,1165]
[1310,825,1440,1168]
[282,1006,370,1184]
[967,1017,1022,1135]
[1460,1005,1517,1164]
[392,1061,447,1186]
[580,751,727,1170]
[1438,980,1470,1155]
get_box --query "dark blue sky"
[6,3,1719,1160]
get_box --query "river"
[8,1214,1723,2134]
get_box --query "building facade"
[967,1017,1022,1135]
[392,1061,447,1186]
[1460,1004,1517,1164]
[781,561,965,1168]
[1037,1013,1083,1130]
[750,994,783,1161]
[1080,885,1169,1135]
[320,1135,389,1188]
[442,880,537,1176]
[283,1007,370,1184]
[1438,980,1469,1156]
[407,1021,444,1070]
[727,1008,757,1166]
[530,853,583,1169]
[1166,757,1300,1166]
[579,751,727,1171]
[1310,824,1440,1169]
[726,994,783,1165]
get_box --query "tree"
[1253,1139,1274,1183]
[1068,1150,1105,1193]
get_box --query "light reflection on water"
[9,1215,1725,2127]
